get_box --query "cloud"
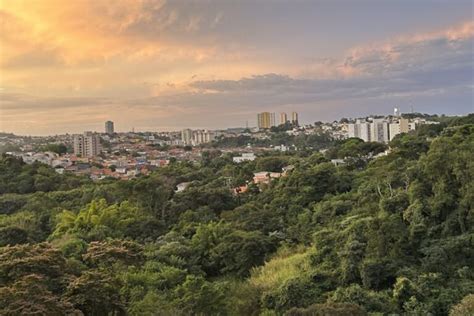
[0,1,472,134]
[189,21,474,103]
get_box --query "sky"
[0,0,473,135]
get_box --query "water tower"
[394,107,400,117]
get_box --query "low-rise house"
[175,182,192,193]
[253,171,282,185]
[331,159,346,166]
[233,153,256,163]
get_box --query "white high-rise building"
[371,119,389,143]
[192,130,216,145]
[181,129,217,146]
[348,123,360,138]
[74,132,101,157]
[359,121,371,142]
[181,129,193,145]
[350,116,417,143]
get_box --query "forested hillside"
[0,118,473,315]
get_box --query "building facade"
[74,132,101,157]
[181,129,216,146]
[370,119,389,143]
[349,117,417,143]
[181,129,193,145]
[257,112,276,129]
[280,112,288,125]
[105,121,114,134]
[389,118,411,141]
[291,112,299,126]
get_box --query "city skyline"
[1,0,473,135]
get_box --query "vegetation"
[0,117,472,315]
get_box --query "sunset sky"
[0,0,473,135]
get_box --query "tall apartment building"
[192,130,216,145]
[389,118,411,141]
[291,112,299,126]
[349,117,416,143]
[280,112,288,125]
[73,132,101,157]
[348,123,360,139]
[181,129,216,146]
[371,118,389,143]
[105,121,114,134]
[348,119,373,142]
[359,121,372,142]
[181,129,193,145]
[257,112,276,129]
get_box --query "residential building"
[233,153,256,163]
[181,129,216,146]
[181,129,193,145]
[280,112,288,125]
[291,112,299,126]
[74,132,101,157]
[257,112,276,129]
[359,120,371,142]
[348,123,360,139]
[192,130,216,145]
[105,121,114,134]
[389,118,412,140]
[253,171,282,185]
[371,118,389,143]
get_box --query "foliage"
[0,119,472,315]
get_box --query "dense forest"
[0,115,473,315]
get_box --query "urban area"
[1,108,439,184]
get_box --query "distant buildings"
[257,112,276,129]
[181,129,216,146]
[74,132,101,157]
[349,119,372,142]
[233,153,256,163]
[259,111,298,129]
[253,171,282,185]
[348,116,417,143]
[105,121,114,134]
[389,118,415,141]
[291,112,299,126]
[371,118,390,143]
[181,129,193,145]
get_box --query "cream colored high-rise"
[181,129,193,145]
[257,112,275,129]
[74,132,101,157]
[280,113,288,125]
[291,112,299,126]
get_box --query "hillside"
[0,118,473,315]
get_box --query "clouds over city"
[0,0,472,134]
